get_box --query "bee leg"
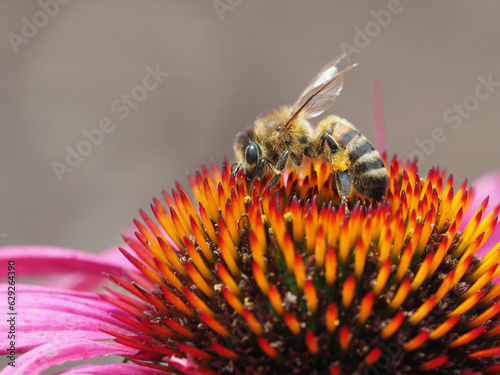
[232,163,241,175]
[322,133,340,154]
[254,159,266,179]
[335,171,351,208]
[322,133,351,210]
[267,150,291,189]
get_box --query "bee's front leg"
[266,150,291,189]
[231,163,241,175]
[253,158,266,180]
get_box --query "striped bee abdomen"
[329,120,388,201]
[347,136,388,200]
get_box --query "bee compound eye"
[245,142,259,165]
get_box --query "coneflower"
[101,156,500,375]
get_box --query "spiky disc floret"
[105,157,500,375]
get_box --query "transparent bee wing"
[294,55,345,105]
[285,55,358,128]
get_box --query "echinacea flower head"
[98,156,500,375]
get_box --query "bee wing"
[294,55,345,105]
[285,55,358,128]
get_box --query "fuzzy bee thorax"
[254,107,312,163]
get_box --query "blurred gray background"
[1,1,499,253]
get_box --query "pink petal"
[0,246,127,280]
[0,339,137,375]
[169,356,218,375]
[54,363,163,375]
[0,284,136,354]
[461,173,500,258]
[40,273,109,292]
[44,245,137,290]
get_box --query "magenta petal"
[40,273,109,292]
[169,356,213,375]
[461,172,500,258]
[0,246,126,280]
[43,245,137,290]
[0,284,136,354]
[54,363,163,375]
[0,339,137,375]
[462,172,500,225]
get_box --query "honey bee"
[233,55,388,203]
